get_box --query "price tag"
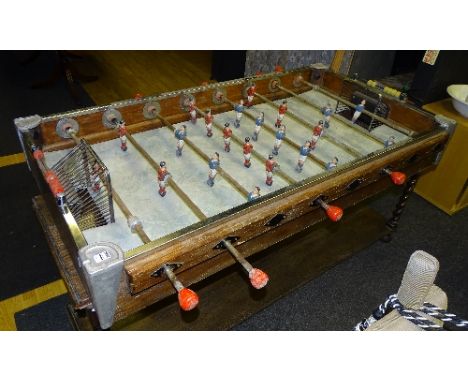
[93,250,112,264]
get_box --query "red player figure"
[243,137,253,168]
[246,82,256,108]
[204,109,213,137]
[265,154,279,186]
[223,122,233,152]
[275,100,288,127]
[157,161,171,197]
[189,100,197,124]
[117,120,127,151]
[91,162,101,192]
[310,120,324,150]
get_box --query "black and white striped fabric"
[354,294,468,331]
[421,302,468,329]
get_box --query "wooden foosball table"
[15,64,454,330]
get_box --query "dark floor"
[1,51,467,330]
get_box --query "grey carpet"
[234,190,468,330]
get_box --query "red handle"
[44,170,58,183]
[178,288,199,311]
[33,149,44,160]
[248,268,269,289]
[325,205,344,222]
[389,171,406,185]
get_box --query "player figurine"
[321,102,333,128]
[384,135,396,148]
[252,112,264,141]
[234,100,245,128]
[157,161,171,197]
[175,125,187,157]
[91,162,102,192]
[352,99,366,124]
[223,122,233,152]
[296,141,312,172]
[272,125,286,155]
[117,120,127,151]
[248,186,261,202]
[243,137,253,168]
[189,100,197,124]
[275,100,288,127]
[205,108,213,137]
[246,82,256,108]
[326,156,339,170]
[207,152,220,187]
[265,154,279,186]
[310,120,324,150]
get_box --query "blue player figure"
[234,99,244,128]
[296,141,312,172]
[247,186,261,202]
[175,125,187,157]
[321,102,333,128]
[272,125,286,155]
[352,99,366,124]
[326,156,339,170]
[207,152,220,187]
[252,112,264,141]
[384,135,396,148]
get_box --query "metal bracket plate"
[143,101,161,120]
[268,76,281,92]
[213,236,240,250]
[102,108,122,129]
[212,87,227,105]
[179,93,196,112]
[56,117,80,139]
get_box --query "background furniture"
[415,99,468,215]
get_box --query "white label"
[93,250,112,264]
[422,50,439,65]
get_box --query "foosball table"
[15,64,454,330]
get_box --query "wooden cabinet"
[415,99,468,215]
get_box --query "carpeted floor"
[0,51,95,301]
[1,51,466,330]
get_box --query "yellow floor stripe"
[0,279,67,331]
[0,152,26,168]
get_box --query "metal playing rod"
[224,97,327,169]
[157,114,250,197]
[153,264,200,311]
[299,80,413,137]
[65,131,151,243]
[123,132,207,220]
[273,84,386,146]
[221,239,269,289]
[193,106,296,184]
[253,92,362,158]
